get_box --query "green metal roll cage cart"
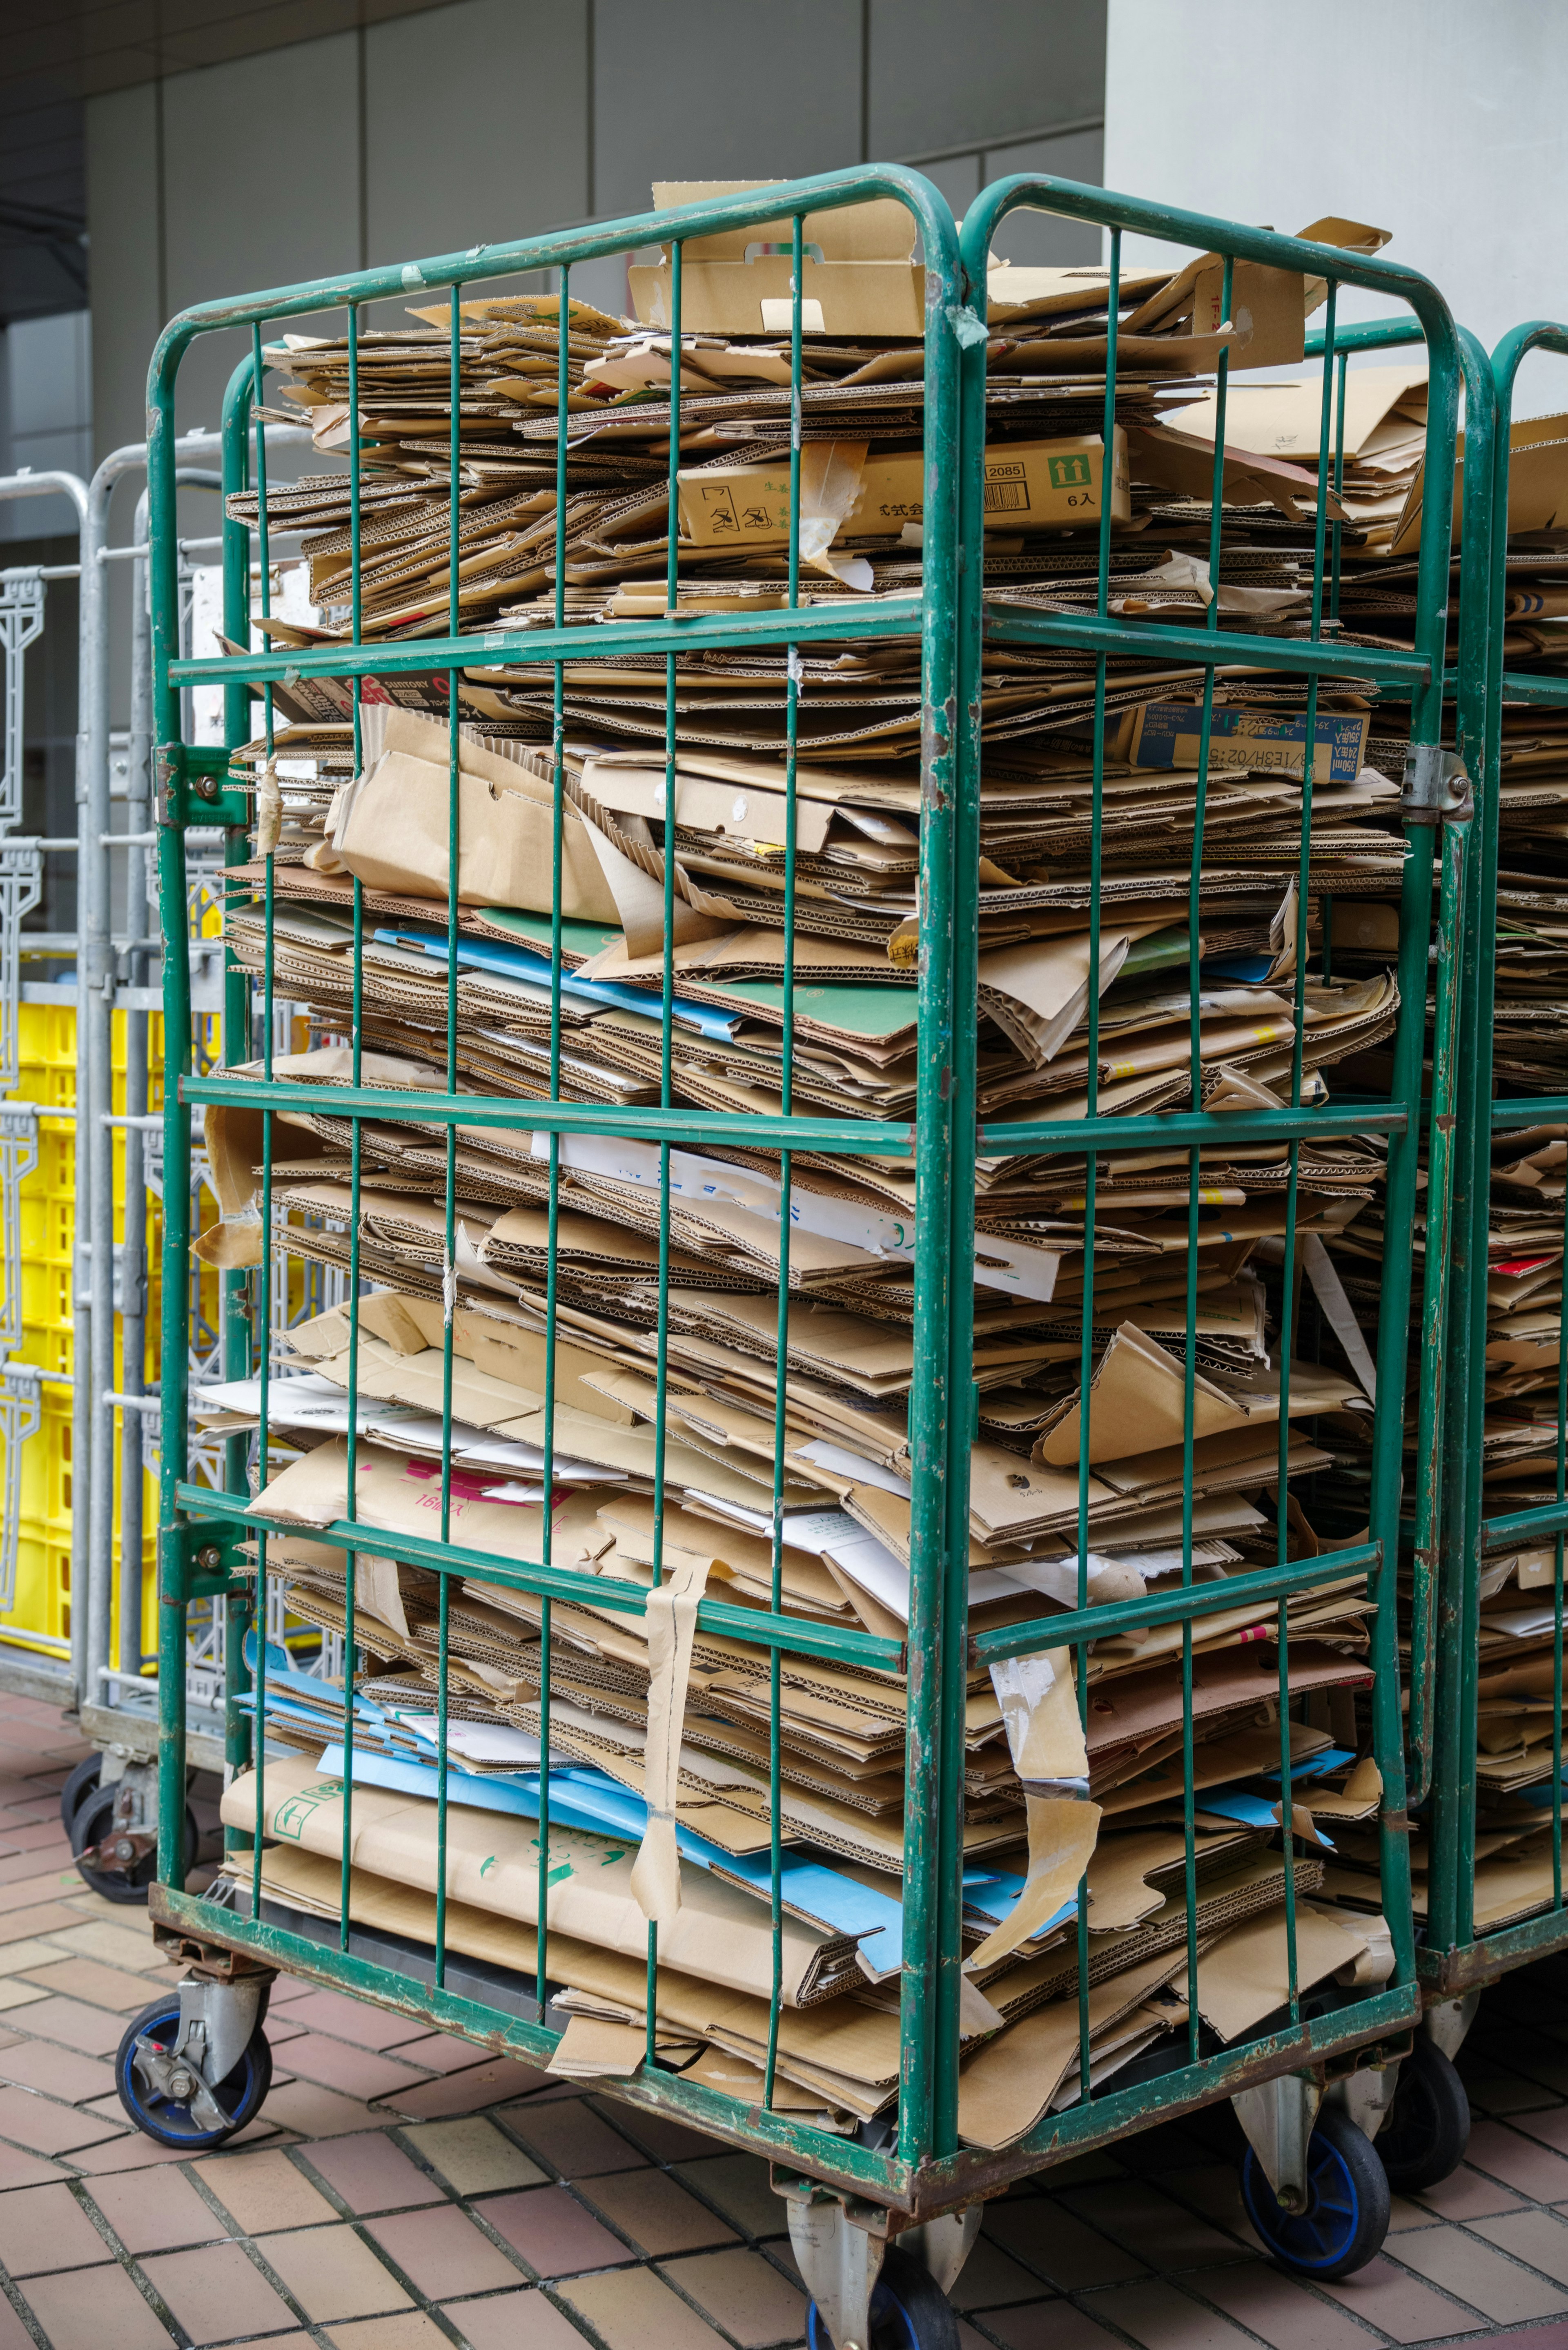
[1420,321,1568,2024]
[124,167,1469,2334]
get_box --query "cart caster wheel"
[1377,2035,1471,2193]
[805,2246,960,2350]
[58,1755,100,1836]
[70,1788,197,1904]
[1240,2103,1390,2280]
[114,1996,272,2150]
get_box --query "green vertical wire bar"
[434,282,462,1991]
[1069,234,1119,2107]
[647,233,684,2067]
[251,320,275,1913]
[1178,252,1232,2058]
[220,360,256,1832]
[1277,281,1339,2030]
[340,299,364,1949]
[538,259,572,2020]
[763,212,804,2114]
[1330,348,1348,621]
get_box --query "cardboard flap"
[649,184,916,264]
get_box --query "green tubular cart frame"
[1420,320,1568,2007]
[137,166,1466,2294]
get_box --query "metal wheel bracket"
[1423,1991,1481,2062]
[893,2204,983,2294]
[781,2184,889,2350]
[1327,2058,1403,2142]
[1233,2074,1323,2210]
[131,1972,268,2133]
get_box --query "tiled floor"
[6,1701,1568,2349]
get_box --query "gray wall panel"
[85,81,161,466]
[868,0,1105,156]
[592,0,864,221]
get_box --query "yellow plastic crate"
[2,1525,72,1652]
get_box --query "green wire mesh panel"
[147,169,1462,2218]
[1422,321,1568,1998]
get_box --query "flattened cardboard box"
[631,183,924,339]
[678,432,1129,549]
[1127,702,1370,785]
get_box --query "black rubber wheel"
[69,1785,198,1904]
[114,1995,272,2151]
[1240,2102,1391,2280]
[58,1754,101,1836]
[806,2246,960,2350]
[1377,2035,1471,2193]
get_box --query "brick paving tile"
[1470,2207,1568,2285]
[73,2128,255,2174]
[272,1989,434,2049]
[391,2030,511,2074]
[11,1993,129,2056]
[87,2163,231,2253]
[387,2057,556,2119]
[261,2081,382,2138]
[0,1900,92,1940]
[18,2261,176,2350]
[0,1821,81,1853]
[0,2082,124,2154]
[364,2201,526,2297]
[1410,2162,1528,2220]
[478,2182,636,2276]
[0,2178,112,2274]
[1155,2164,1264,2250]
[981,2197,1150,2289]
[673,2153,789,2241]
[1386,2222,1568,2321]
[603,2107,727,2165]
[1517,2110,1568,2157]
[1460,2063,1556,2116]
[0,2140,67,2189]
[506,2096,651,2179]
[1062,2180,1252,2272]
[16,1956,164,2012]
[139,2239,298,2343]
[1092,2276,1267,2348]
[1191,2261,1384,2350]
[0,2039,115,2100]
[661,2246,809,2346]
[979,2308,1123,2350]
[258,2221,416,2319]
[401,2116,545,2195]
[1467,2117,1568,2198]
[0,1849,74,1889]
[264,2033,431,2102]
[297,2127,446,2214]
[945,2239,1047,2311]
[559,2263,731,2350]
[194,2147,339,2233]
[1317,2251,1487,2339]
[441,2286,592,2350]
[42,1921,178,1974]
[0,1983,49,2015]
[581,2167,740,2256]
[323,2316,450,2349]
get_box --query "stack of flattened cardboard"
[212,190,1413,2142]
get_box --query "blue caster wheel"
[1378,2036,1470,2193]
[806,2247,960,2350]
[1240,2103,1390,2279]
[114,1995,272,2151]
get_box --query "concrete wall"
[0,312,91,542]
[1104,0,1568,415]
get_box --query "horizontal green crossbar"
[181,1074,913,1156]
[970,1544,1379,1663]
[174,1482,906,1672]
[1493,673,1568,707]
[980,1106,1408,1153]
[167,600,925,689]
[981,604,1432,687]
[1490,1096,1568,1131]
[1480,1501,1568,1554]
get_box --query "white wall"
[1105,0,1568,417]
